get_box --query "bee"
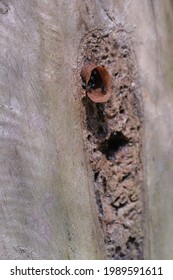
[80,63,111,103]
[101,84,107,94]
[87,76,96,91]
[82,81,87,90]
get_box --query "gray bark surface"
[0,0,173,259]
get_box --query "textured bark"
[0,0,173,259]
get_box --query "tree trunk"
[0,0,173,259]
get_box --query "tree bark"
[0,0,173,259]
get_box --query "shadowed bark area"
[0,0,173,259]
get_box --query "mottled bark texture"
[0,0,173,259]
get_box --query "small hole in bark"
[121,173,131,181]
[114,72,119,77]
[126,236,137,250]
[102,176,107,192]
[120,85,128,90]
[92,33,97,38]
[119,108,124,114]
[99,132,129,160]
[102,54,108,60]
[94,171,100,181]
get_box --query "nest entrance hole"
[99,132,129,160]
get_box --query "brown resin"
[80,63,112,103]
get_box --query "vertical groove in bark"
[78,28,144,259]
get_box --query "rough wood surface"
[79,28,144,259]
[0,0,173,259]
